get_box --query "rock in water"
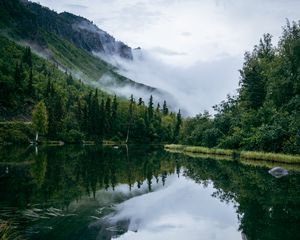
[268,167,288,178]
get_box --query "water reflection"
[103,174,240,240]
[0,145,299,240]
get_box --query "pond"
[0,145,299,240]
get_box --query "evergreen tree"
[138,97,144,106]
[163,100,169,115]
[99,98,105,138]
[174,109,182,142]
[22,46,32,67]
[91,90,100,137]
[156,103,161,112]
[126,95,135,143]
[14,62,22,90]
[147,95,154,121]
[27,67,34,96]
[111,95,118,135]
[105,97,111,136]
[66,73,74,85]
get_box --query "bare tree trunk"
[125,127,129,144]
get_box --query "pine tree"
[22,46,32,67]
[147,95,154,121]
[126,95,135,143]
[138,97,144,106]
[100,98,105,138]
[111,95,118,135]
[156,103,161,112]
[14,63,21,89]
[174,109,182,142]
[162,100,169,115]
[66,73,74,85]
[27,67,34,96]
[105,97,111,135]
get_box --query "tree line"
[179,21,300,154]
[0,36,182,144]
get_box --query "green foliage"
[32,100,48,135]
[0,36,177,143]
[180,21,300,154]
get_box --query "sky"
[32,0,300,115]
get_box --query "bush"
[0,122,33,144]
[60,129,84,143]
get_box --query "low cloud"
[65,4,87,10]
[98,49,241,116]
[151,47,187,56]
[181,32,192,37]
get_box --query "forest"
[179,21,300,154]
[0,19,299,154]
[0,36,181,144]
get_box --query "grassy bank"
[165,144,300,164]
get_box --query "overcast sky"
[32,0,300,115]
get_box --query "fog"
[96,49,241,116]
[32,0,300,116]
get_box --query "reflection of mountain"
[0,146,299,240]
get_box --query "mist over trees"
[179,21,300,154]
[0,36,180,144]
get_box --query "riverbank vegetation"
[178,21,300,155]
[165,144,300,164]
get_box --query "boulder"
[268,167,288,178]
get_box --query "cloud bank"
[32,0,300,115]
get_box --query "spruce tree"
[156,103,161,112]
[147,95,154,121]
[105,97,111,135]
[22,46,32,67]
[174,109,182,142]
[27,67,34,96]
[162,100,169,115]
[138,97,144,106]
[111,95,118,135]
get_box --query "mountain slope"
[0,0,159,95]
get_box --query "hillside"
[0,35,179,144]
[0,0,159,95]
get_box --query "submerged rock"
[268,167,289,178]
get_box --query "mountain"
[0,0,159,94]
[0,0,132,59]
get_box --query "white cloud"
[31,0,300,115]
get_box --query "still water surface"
[0,145,299,240]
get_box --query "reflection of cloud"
[151,47,187,56]
[106,174,240,240]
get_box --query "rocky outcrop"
[5,0,133,60]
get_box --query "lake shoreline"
[165,144,300,164]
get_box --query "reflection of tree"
[30,151,47,188]
[182,155,300,240]
[2,146,299,240]
[0,145,177,211]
